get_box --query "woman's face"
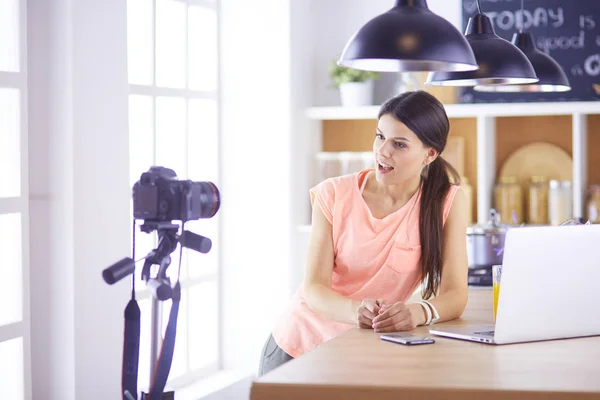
[373,114,436,185]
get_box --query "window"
[0,0,30,399]
[127,0,220,390]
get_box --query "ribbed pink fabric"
[272,169,459,358]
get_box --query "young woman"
[258,90,469,376]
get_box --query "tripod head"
[140,222,180,301]
[103,220,212,300]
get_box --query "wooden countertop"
[250,289,600,400]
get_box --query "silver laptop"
[429,224,600,345]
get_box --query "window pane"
[129,94,155,187]
[188,6,217,91]
[162,289,188,379]
[155,97,187,179]
[187,99,218,183]
[127,0,154,85]
[0,0,19,72]
[0,88,20,197]
[185,217,218,278]
[188,281,218,369]
[0,213,22,326]
[156,0,186,88]
[187,99,218,278]
[0,337,24,400]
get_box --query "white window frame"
[0,0,31,398]
[127,0,221,389]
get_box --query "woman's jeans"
[258,334,293,377]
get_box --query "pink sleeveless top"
[272,169,459,358]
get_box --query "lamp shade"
[474,32,571,92]
[338,0,478,73]
[426,13,538,86]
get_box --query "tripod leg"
[150,295,162,383]
[141,391,174,400]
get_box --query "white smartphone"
[380,333,435,345]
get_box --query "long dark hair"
[378,90,459,300]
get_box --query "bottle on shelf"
[549,180,573,226]
[585,185,600,223]
[494,176,523,225]
[527,176,549,225]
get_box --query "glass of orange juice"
[492,265,502,320]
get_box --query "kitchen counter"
[250,289,600,400]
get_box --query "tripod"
[104,221,212,400]
[139,221,212,400]
[140,222,180,400]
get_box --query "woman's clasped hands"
[356,298,418,333]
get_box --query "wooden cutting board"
[498,142,573,189]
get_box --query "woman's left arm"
[372,187,469,331]
[409,186,469,324]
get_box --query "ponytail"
[419,156,459,299]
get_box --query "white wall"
[219,0,296,375]
[289,0,322,298]
[28,0,130,398]
[311,0,462,107]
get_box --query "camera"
[104,166,221,400]
[132,166,220,222]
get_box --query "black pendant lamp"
[474,0,570,92]
[338,0,478,73]
[426,0,538,87]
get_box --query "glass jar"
[494,176,523,225]
[549,180,573,226]
[586,185,600,223]
[527,176,549,225]
[315,152,342,184]
[340,152,364,175]
[361,152,375,171]
[561,180,573,224]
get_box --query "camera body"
[133,166,220,222]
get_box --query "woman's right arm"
[303,200,378,326]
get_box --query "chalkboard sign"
[459,0,600,103]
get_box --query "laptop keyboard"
[474,330,495,336]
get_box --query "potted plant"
[329,61,380,107]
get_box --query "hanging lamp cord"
[520,0,525,32]
[476,0,482,13]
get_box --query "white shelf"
[306,101,600,120]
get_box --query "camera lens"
[196,181,220,219]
